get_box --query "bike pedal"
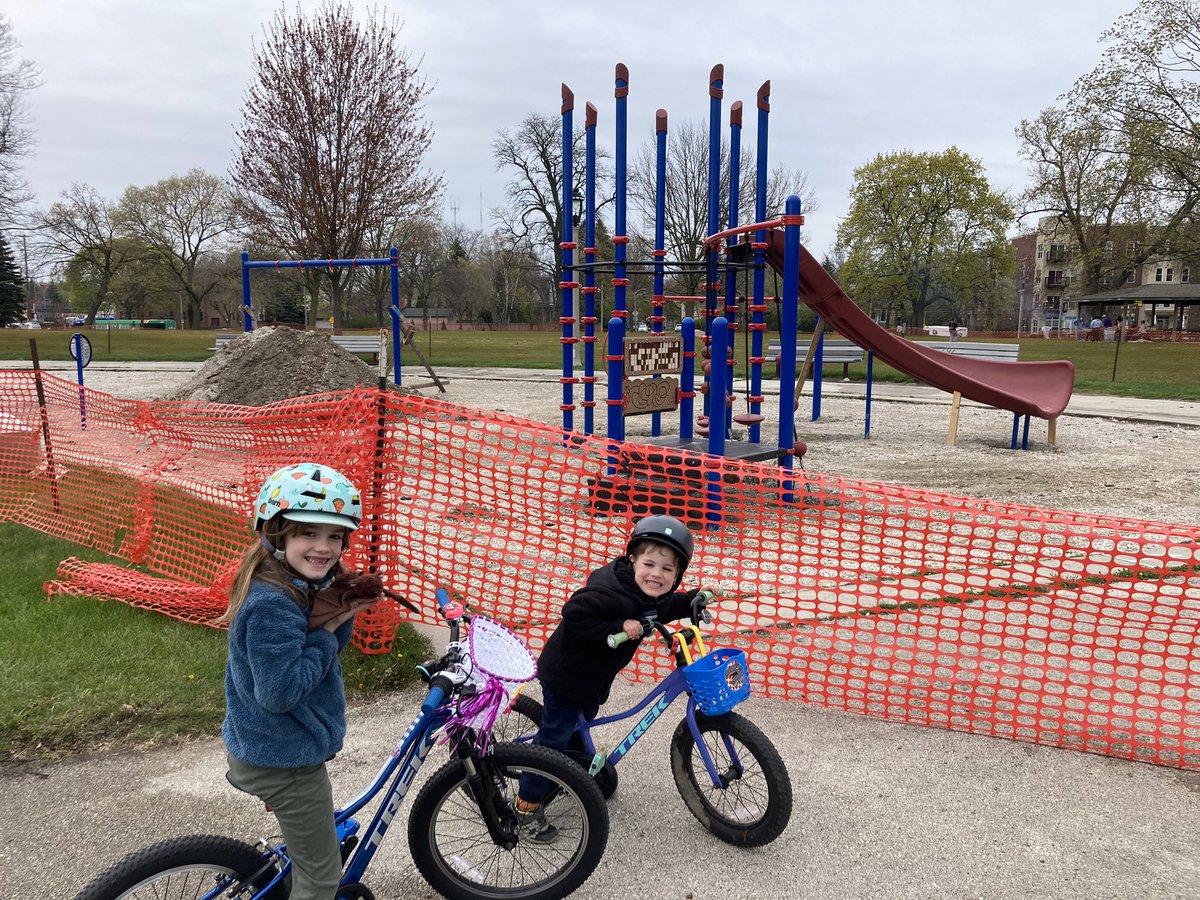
[587,750,606,777]
[340,834,359,864]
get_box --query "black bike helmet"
[625,515,693,589]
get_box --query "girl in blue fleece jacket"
[218,462,379,900]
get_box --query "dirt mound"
[160,327,386,406]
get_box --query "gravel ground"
[4,362,1199,899]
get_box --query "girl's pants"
[226,754,341,900]
[518,682,599,804]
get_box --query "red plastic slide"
[766,232,1075,419]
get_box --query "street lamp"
[572,189,585,229]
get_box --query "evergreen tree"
[0,231,24,325]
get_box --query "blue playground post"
[240,251,253,332]
[723,101,742,438]
[680,317,696,441]
[706,316,730,528]
[748,82,770,445]
[613,65,629,325]
[812,325,825,421]
[560,84,578,435]
[583,102,598,435]
[703,65,723,420]
[778,196,803,502]
[606,316,626,456]
[651,109,668,438]
[389,246,402,386]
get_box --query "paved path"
[4,682,1198,900]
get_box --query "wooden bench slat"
[926,341,1019,362]
[210,332,383,357]
[766,338,863,364]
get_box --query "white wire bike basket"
[443,616,538,751]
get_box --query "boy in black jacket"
[515,515,701,841]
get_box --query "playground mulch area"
[75,361,1200,527]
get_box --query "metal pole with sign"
[70,332,92,430]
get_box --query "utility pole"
[21,235,34,321]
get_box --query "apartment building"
[1015,215,1200,333]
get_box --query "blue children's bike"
[74,590,609,900]
[496,590,793,847]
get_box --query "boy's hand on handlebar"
[621,619,644,641]
[690,588,716,625]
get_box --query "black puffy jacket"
[538,557,694,708]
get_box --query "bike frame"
[524,650,748,790]
[240,700,451,895]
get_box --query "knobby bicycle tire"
[407,742,609,900]
[73,833,285,900]
[670,710,793,846]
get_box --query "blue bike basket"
[683,648,751,715]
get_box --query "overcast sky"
[10,0,1139,264]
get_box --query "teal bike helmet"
[253,463,362,532]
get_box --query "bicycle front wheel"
[408,742,608,900]
[670,710,793,847]
[74,834,284,900]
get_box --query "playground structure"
[558,65,1076,459]
[237,249,444,392]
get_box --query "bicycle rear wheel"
[73,834,284,900]
[670,710,793,847]
[408,742,608,900]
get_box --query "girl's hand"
[322,594,381,632]
[622,619,643,641]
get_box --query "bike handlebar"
[606,588,718,648]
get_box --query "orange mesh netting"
[1,370,1197,770]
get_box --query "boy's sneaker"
[515,805,558,843]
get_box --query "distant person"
[895,321,907,337]
[948,321,960,342]
[1102,313,1113,328]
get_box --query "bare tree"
[118,169,241,328]
[627,118,819,297]
[0,15,41,224]
[492,111,611,285]
[40,184,130,325]
[231,1,442,327]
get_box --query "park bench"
[767,337,863,378]
[210,331,384,361]
[923,341,1023,445]
[926,341,1019,363]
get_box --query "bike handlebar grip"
[436,588,451,608]
[421,684,446,715]
[606,632,630,649]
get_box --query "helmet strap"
[259,533,287,561]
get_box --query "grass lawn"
[0,522,432,763]
[3,327,1197,400]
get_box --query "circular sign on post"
[69,332,93,368]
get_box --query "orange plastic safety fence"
[1,370,1198,770]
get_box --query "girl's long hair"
[214,518,345,626]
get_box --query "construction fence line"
[1,370,1196,771]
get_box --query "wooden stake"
[947,391,962,446]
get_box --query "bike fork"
[686,705,745,787]
[453,741,520,849]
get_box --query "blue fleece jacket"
[222,577,356,769]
